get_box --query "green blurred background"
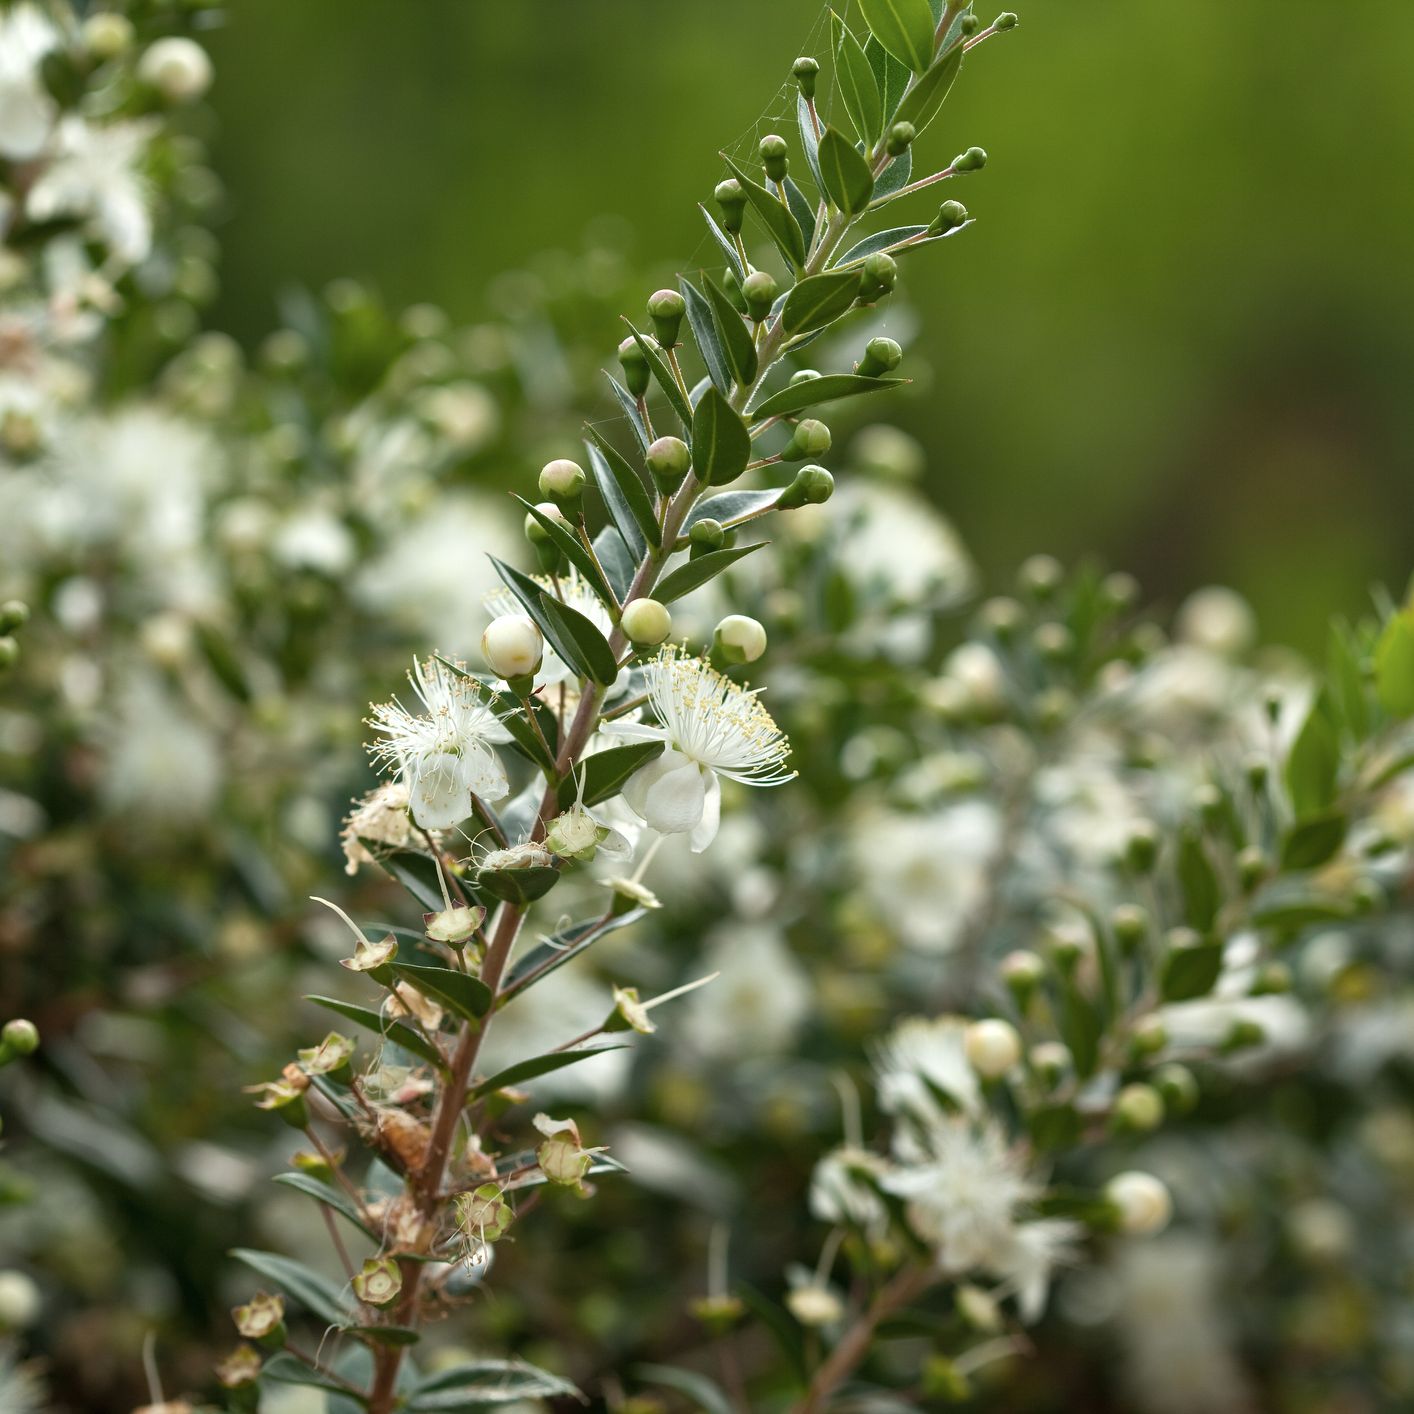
[202,0,1414,651]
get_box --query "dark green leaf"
[557,740,665,809]
[305,997,445,1069]
[390,962,492,1021]
[1161,940,1224,1002]
[894,42,964,135]
[795,92,823,190]
[369,847,445,913]
[687,489,780,527]
[872,145,913,201]
[1375,608,1414,717]
[1057,977,1101,1077]
[513,497,616,609]
[836,225,927,265]
[592,526,637,601]
[585,436,651,558]
[1251,881,1356,931]
[537,591,620,686]
[409,1360,582,1410]
[721,157,806,270]
[817,126,876,215]
[781,269,865,336]
[858,0,936,73]
[469,1046,629,1101]
[691,385,752,486]
[697,203,747,284]
[347,1325,421,1347]
[195,622,252,702]
[701,273,758,387]
[273,1172,376,1238]
[636,1365,735,1414]
[604,373,650,452]
[749,372,906,420]
[1028,1102,1082,1152]
[1285,691,1340,819]
[476,865,561,905]
[230,1249,355,1328]
[783,176,818,249]
[865,33,911,121]
[1177,827,1221,932]
[833,11,884,144]
[655,543,764,604]
[501,909,647,1000]
[1280,812,1348,870]
[625,320,693,428]
[261,1353,367,1403]
[678,275,731,394]
[1326,622,1369,742]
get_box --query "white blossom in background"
[680,924,811,1060]
[0,4,59,161]
[992,1218,1081,1323]
[874,1015,980,1120]
[809,1146,893,1239]
[1175,586,1258,659]
[273,506,357,577]
[368,656,512,830]
[101,675,223,822]
[850,800,1002,954]
[612,647,794,852]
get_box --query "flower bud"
[482,614,544,683]
[646,435,691,492]
[781,417,831,462]
[1237,845,1266,892]
[955,1282,1002,1331]
[539,457,586,504]
[1153,1062,1199,1114]
[647,288,686,348]
[82,12,133,59]
[1102,571,1139,612]
[1106,1171,1172,1235]
[1129,1014,1167,1056]
[995,11,1020,30]
[1124,821,1159,874]
[1030,1041,1070,1087]
[1001,949,1044,1008]
[759,133,790,183]
[0,601,28,634]
[952,146,988,173]
[741,269,778,322]
[714,178,747,235]
[0,1019,38,1060]
[0,638,18,671]
[232,1291,286,1347]
[1112,1082,1165,1134]
[856,336,902,378]
[787,1283,843,1327]
[138,37,214,103]
[353,1257,402,1308]
[964,1018,1021,1079]
[1221,1017,1266,1054]
[858,251,898,304]
[713,614,767,665]
[776,464,834,510]
[979,596,1024,643]
[689,518,727,552]
[928,199,968,236]
[534,1113,593,1187]
[617,335,651,397]
[886,121,916,156]
[792,55,820,99]
[622,597,672,646]
[1033,621,1074,661]
[960,13,982,34]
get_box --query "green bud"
[928,199,969,236]
[1222,1018,1266,1054]
[83,11,134,59]
[741,269,778,322]
[960,13,981,35]
[781,418,831,462]
[1124,821,1159,874]
[539,457,586,504]
[689,518,727,552]
[714,177,747,235]
[621,597,673,647]
[1000,949,1044,1009]
[1243,754,1269,792]
[1251,961,1292,996]
[759,133,789,184]
[885,121,916,157]
[617,335,650,396]
[1019,553,1063,599]
[857,336,902,378]
[979,596,1024,642]
[777,464,834,510]
[858,251,898,304]
[0,637,18,671]
[1153,1062,1199,1115]
[0,600,30,633]
[994,12,1020,31]
[1237,844,1266,893]
[0,1019,39,1061]
[1110,903,1148,954]
[1130,1014,1167,1057]
[524,501,567,544]
[921,1356,971,1402]
[646,435,692,492]
[952,145,988,173]
[1113,1082,1165,1134]
[792,55,820,99]
[647,288,686,347]
[1030,1041,1070,1087]
[1033,621,1074,661]
[713,614,767,665]
[789,368,823,385]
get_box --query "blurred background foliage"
[204,0,1414,653]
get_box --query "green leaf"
[585,434,654,557]
[865,32,912,121]
[872,145,913,201]
[230,1249,355,1328]
[1285,691,1340,819]
[1161,939,1224,1002]
[836,225,928,264]
[305,997,445,1069]
[721,157,806,270]
[390,962,492,1021]
[368,846,446,913]
[636,1365,735,1414]
[469,1046,629,1101]
[513,497,617,608]
[1057,976,1100,1077]
[1028,1102,1082,1152]
[781,269,865,336]
[1280,812,1348,870]
[655,543,764,604]
[687,489,780,527]
[273,1172,376,1238]
[817,126,876,215]
[347,1326,421,1348]
[501,909,647,1001]
[604,372,651,452]
[701,272,758,387]
[749,372,906,421]
[557,740,665,809]
[1326,622,1369,742]
[1251,880,1356,931]
[625,320,693,428]
[678,275,731,394]
[691,385,752,487]
[476,865,560,905]
[408,1360,582,1411]
[697,204,747,284]
[783,176,817,249]
[261,1353,367,1403]
[796,91,824,190]
[858,0,936,73]
[592,526,637,601]
[1375,608,1414,717]
[1177,827,1221,932]
[537,591,620,686]
[833,12,884,144]
[894,42,964,135]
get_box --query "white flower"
[1175,586,1256,658]
[368,657,512,830]
[874,1015,980,1122]
[26,118,155,266]
[809,1145,892,1238]
[990,1218,1080,1323]
[611,647,793,853]
[680,924,811,1060]
[0,5,58,161]
[137,37,213,103]
[883,1114,1034,1272]
[274,508,356,576]
[102,676,222,823]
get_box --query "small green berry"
[781,418,831,462]
[777,465,834,510]
[928,199,969,236]
[689,518,727,552]
[645,435,691,493]
[741,270,778,322]
[617,335,650,397]
[647,288,686,348]
[792,56,819,99]
[952,146,988,173]
[759,133,789,184]
[856,336,902,378]
[858,251,897,304]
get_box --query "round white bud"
[621,597,672,646]
[786,1283,844,1327]
[1175,585,1256,658]
[714,613,767,664]
[539,458,586,499]
[1106,1171,1172,1235]
[82,12,134,58]
[0,1270,41,1328]
[964,1018,1021,1079]
[138,37,214,103]
[524,501,568,541]
[481,614,543,681]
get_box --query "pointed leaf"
[230,1249,355,1328]
[368,847,446,913]
[836,225,928,265]
[273,1172,377,1239]
[501,909,647,1001]
[1177,827,1221,932]
[750,372,906,420]
[865,32,912,120]
[409,1360,582,1410]
[872,145,913,200]
[585,434,653,557]
[390,962,492,1021]
[858,0,937,73]
[592,525,637,600]
[698,204,747,284]
[721,157,806,270]
[833,12,884,144]
[783,176,817,248]
[679,275,731,394]
[1280,812,1348,870]
[261,1353,367,1403]
[470,1046,629,1101]
[635,1365,735,1414]
[537,591,620,686]
[781,269,864,336]
[1285,691,1340,819]
[1161,940,1224,1002]
[1375,608,1414,718]
[513,497,616,608]
[305,997,445,1069]
[604,373,650,452]
[691,385,752,487]
[687,489,780,527]
[655,543,764,604]
[894,42,964,135]
[625,320,693,428]
[558,740,665,809]
[817,126,876,215]
[796,92,824,191]
[477,865,561,905]
[701,273,758,387]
